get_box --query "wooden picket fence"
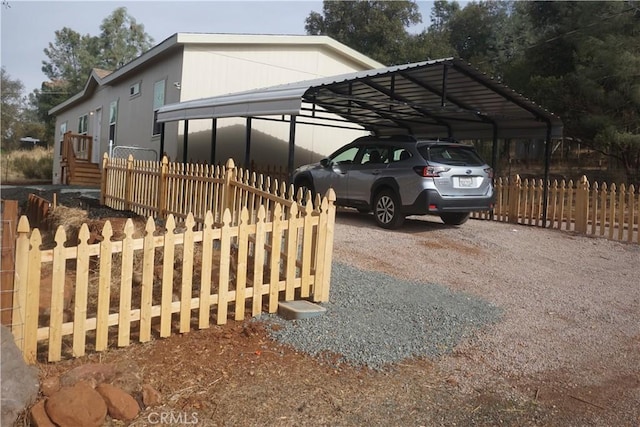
[101,155,304,228]
[11,155,337,363]
[473,175,639,243]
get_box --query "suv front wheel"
[373,190,404,229]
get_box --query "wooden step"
[67,161,102,187]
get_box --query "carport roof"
[157,58,562,140]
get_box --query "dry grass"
[1,147,53,183]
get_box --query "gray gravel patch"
[262,262,502,370]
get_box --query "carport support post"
[182,120,189,164]
[542,122,552,227]
[159,122,165,160]
[288,115,297,182]
[491,123,499,176]
[210,118,217,165]
[245,117,252,169]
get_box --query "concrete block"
[278,300,326,320]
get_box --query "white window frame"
[109,100,118,145]
[59,121,67,155]
[152,79,166,136]
[130,81,141,97]
[78,114,88,134]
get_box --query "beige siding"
[180,45,370,167]
[51,35,381,182]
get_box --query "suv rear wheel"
[373,190,404,229]
[440,212,470,225]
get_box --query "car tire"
[373,189,404,229]
[295,178,314,201]
[440,212,470,225]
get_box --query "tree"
[98,7,154,70]
[41,27,97,95]
[516,1,640,182]
[1,68,46,149]
[37,7,153,142]
[41,7,153,96]
[29,81,71,145]
[2,68,24,149]
[305,1,423,65]
[423,1,522,78]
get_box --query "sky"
[1,0,434,95]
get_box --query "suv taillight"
[484,167,494,179]
[413,165,451,177]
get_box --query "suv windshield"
[417,144,485,166]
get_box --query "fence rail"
[472,175,639,243]
[13,194,336,363]
[11,154,337,363]
[102,155,305,228]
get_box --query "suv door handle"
[371,170,381,175]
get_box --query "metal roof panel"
[157,58,563,139]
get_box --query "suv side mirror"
[320,158,330,168]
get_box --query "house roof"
[157,58,563,140]
[48,33,383,116]
[92,68,112,79]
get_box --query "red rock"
[60,363,117,387]
[142,383,162,407]
[30,400,56,427]
[40,376,60,397]
[45,381,107,427]
[96,383,140,421]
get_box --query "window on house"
[78,114,88,134]
[109,100,118,146]
[152,79,165,136]
[130,82,141,97]
[59,122,67,155]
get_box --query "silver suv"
[292,135,494,228]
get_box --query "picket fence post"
[575,175,590,234]
[100,153,108,205]
[223,159,236,217]
[158,156,169,219]
[124,154,134,211]
[508,175,521,224]
[317,189,336,303]
[11,217,30,354]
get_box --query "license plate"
[459,177,473,187]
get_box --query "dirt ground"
[3,187,637,426]
[26,212,640,426]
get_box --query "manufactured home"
[49,33,383,184]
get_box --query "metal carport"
[156,57,563,221]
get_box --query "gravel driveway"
[325,209,640,425]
